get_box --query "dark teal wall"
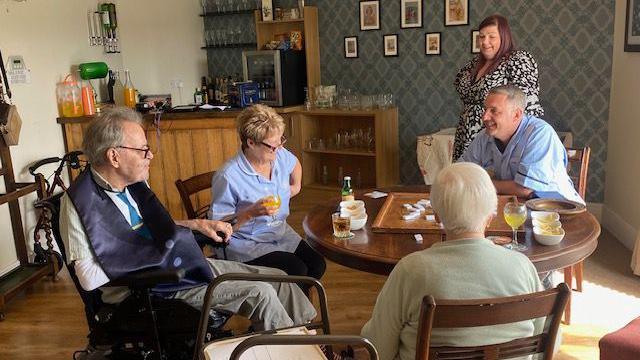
[207,0,614,202]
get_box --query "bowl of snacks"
[533,225,565,245]
[350,212,368,230]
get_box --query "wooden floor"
[1,188,639,359]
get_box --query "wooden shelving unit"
[0,137,50,320]
[254,6,321,89]
[292,107,399,191]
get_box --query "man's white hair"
[430,162,497,235]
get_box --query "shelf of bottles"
[200,9,256,17]
[201,43,257,50]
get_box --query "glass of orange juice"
[263,194,282,227]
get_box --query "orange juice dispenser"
[56,74,84,117]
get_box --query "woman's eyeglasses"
[117,145,153,158]
[260,136,287,152]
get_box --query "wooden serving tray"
[371,192,524,235]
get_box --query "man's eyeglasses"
[117,145,153,158]
[260,136,287,152]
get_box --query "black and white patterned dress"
[453,50,544,160]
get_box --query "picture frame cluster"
[345,0,470,58]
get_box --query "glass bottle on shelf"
[337,166,344,187]
[123,69,136,108]
[304,87,311,110]
[112,71,125,106]
[341,176,354,201]
[194,87,203,105]
[321,165,328,185]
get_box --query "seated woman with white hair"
[361,162,543,360]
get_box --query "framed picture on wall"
[444,0,468,26]
[383,34,399,56]
[625,0,640,51]
[401,0,422,29]
[471,30,480,53]
[345,36,359,58]
[360,1,380,31]
[425,32,441,55]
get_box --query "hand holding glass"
[503,201,528,251]
[263,195,282,227]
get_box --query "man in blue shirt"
[460,84,584,204]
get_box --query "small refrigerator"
[242,50,307,107]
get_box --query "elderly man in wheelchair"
[57,107,318,360]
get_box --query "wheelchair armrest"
[192,230,228,249]
[194,273,331,360]
[109,268,186,288]
[230,335,379,360]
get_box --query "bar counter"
[57,106,302,219]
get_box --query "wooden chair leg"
[574,261,583,292]
[563,265,574,290]
[563,267,573,325]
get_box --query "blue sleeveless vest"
[66,169,213,293]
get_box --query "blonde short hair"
[236,104,285,147]
[430,162,497,235]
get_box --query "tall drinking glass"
[263,194,282,227]
[503,200,528,251]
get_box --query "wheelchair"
[44,193,231,360]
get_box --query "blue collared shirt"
[460,115,584,204]
[208,147,301,262]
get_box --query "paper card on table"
[364,191,388,199]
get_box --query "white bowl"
[533,226,565,246]
[532,219,562,229]
[530,211,560,223]
[350,213,368,230]
[340,200,365,211]
[341,206,366,218]
[340,200,366,217]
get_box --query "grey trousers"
[169,259,317,331]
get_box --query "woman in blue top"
[209,104,326,289]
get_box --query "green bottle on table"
[341,176,354,201]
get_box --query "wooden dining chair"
[562,147,590,324]
[415,283,570,360]
[175,171,216,220]
[175,171,228,259]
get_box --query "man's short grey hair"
[82,107,143,166]
[488,84,526,111]
[430,162,497,235]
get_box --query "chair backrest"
[175,171,215,219]
[45,193,105,332]
[415,283,570,360]
[566,147,590,199]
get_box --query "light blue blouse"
[208,147,301,262]
[460,115,584,204]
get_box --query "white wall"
[0,0,203,275]
[117,0,207,105]
[603,0,640,251]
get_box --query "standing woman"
[453,14,544,160]
[208,104,326,288]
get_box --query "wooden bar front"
[57,107,301,219]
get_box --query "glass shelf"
[200,9,257,17]
[304,148,376,157]
[201,42,257,49]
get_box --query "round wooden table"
[303,186,600,275]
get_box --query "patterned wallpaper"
[205,0,614,202]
